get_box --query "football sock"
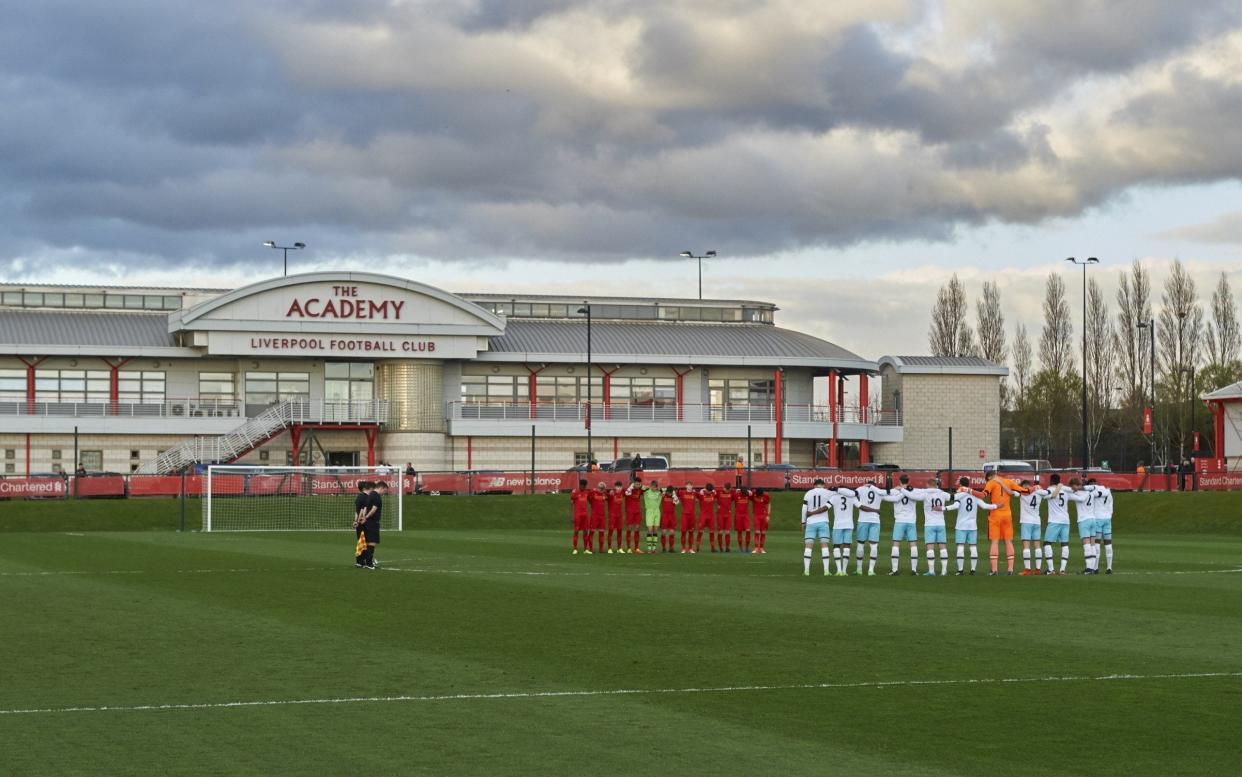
[1034,546,1043,569]
[1022,549,1030,570]
[939,548,948,575]
[891,546,901,574]
[1105,544,1113,569]
[821,546,831,574]
[573,532,579,551]
[969,546,978,572]
[803,548,812,574]
[1006,546,1014,573]
[1044,544,1054,571]
[1082,542,1091,569]
[956,547,965,573]
[1060,545,1070,572]
[724,532,731,551]
[868,542,878,574]
[832,547,842,573]
[910,545,919,573]
[855,547,864,574]
[925,548,935,573]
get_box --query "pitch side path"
[1,494,1241,776]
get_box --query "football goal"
[203,465,404,532]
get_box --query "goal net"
[203,466,404,532]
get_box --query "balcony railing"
[0,397,388,424]
[448,401,901,426]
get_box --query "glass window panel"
[123,295,144,309]
[512,303,531,316]
[2,292,22,305]
[24,293,44,306]
[163,296,181,309]
[143,295,164,309]
[85,294,105,307]
[349,363,373,379]
[64,293,84,307]
[104,295,123,309]
[548,304,568,317]
[325,363,349,378]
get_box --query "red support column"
[524,364,545,420]
[1214,401,1226,465]
[17,356,47,415]
[100,357,134,415]
[599,367,620,419]
[773,368,783,465]
[25,432,31,477]
[612,437,619,460]
[671,367,694,422]
[858,372,870,465]
[289,426,303,466]
[466,436,473,470]
[364,427,377,467]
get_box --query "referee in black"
[360,480,387,570]
[353,480,371,567]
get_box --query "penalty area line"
[2,671,1239,717]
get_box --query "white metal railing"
[135,400,389,474]
[0,397,243,419]
[447,401,901,426]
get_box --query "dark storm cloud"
[2,0,1242,273]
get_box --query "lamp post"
[263,241,306,276]
[576,303,593,463]
[1066,256,1098,469]
[1136,319,1156,467]
[679,250,717,300]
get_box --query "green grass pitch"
[1,492,1241,776]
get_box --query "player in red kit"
[751,488,771,553]
[659,486,679,552]
[587,482,607,554]
[678,481,698,553]
[570,479,590,554]
[733,486,753,553]
[624,479,644,553]
[718,482,735,551]
[606,481,625,553]
[696,483,718,552]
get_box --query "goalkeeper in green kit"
[641,479,664,553]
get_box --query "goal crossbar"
[203,465,405,532]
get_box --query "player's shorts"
[856,522,880,543]
[363,521,381,544]
[681,514,696,533]
[892,522,917,542]
[1044,523,1069,543]
[924,525,947,544]
[804,522,830,542]
[754,516,770,533]
[1094,518,1112,540]
[590,514,606,530]
[954,529,977,545]
[1020,523,1041,541]
[573,514,588,531]
[660,513,677,531]
[734,513,751,531]
[831,527,853,545]
[716,513,732,531]
[626,511,643,527]
[698,512,714,530]
[987,516,1013,541]
[608,515,623,530]
[645,512,660,530]
[1077,519,1097,540]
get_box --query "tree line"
[927,261,1242,469]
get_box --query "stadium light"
[264,241,306,277]
[1067,257,1098,470]
[576,303,592,462]
[680,250,718,300]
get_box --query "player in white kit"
[800,479,835,576]
[952,477,999,575]
[852,482,886,576]
[1086,479,1115,574]
[829,487,860,576]
[1016,479,1045,576]
[1070,478,1100,575]
[1033,474,1086,575]
[915,478,955,576]
[883,474,923,576]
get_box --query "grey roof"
[0,310,175,347]
[880,355,1008,376]
[487,320,870,368]
[1203,381,1242,401]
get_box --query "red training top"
[752,492,771,519]
[570,488,590,517]
[660,493,677,520]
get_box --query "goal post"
[203,465,405,532]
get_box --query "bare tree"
[1011,323,1032,402]
[1114,260,1152,405]
[1205,272,1240,369]
[1156,260,1204,466]
[928,274,970,356]
[1085,278,1116,463]
[976,281,1007,364]
[1039,272,1074,376]
[957,322,979,358]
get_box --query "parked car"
[859,463,900,471]
[610,455,669,473]
[983,460,1037,476]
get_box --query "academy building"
[0,273,1004,475]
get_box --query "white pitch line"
[1,671,1238,717]
[0,559,418,579]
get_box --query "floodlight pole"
[263,241,306,276]
[577,303,593,462]
[1067,257,1098,469]
[679,250,717,300]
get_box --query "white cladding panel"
[205,331,485,359]
[200,282,486,328]
[1227,404,1242,457]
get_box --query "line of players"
[568,479,773,554]
[800,471,1115,577]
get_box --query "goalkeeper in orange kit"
[972,468,1026,575]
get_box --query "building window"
[460,375,528,404]
[35,369,111,402]
[259,450,270,461]
[719,453,741,467]
[199,372,235,403]
[51,462,63,473]
[245,371,310,407]
[79,451,103,471]
[325,362,374,404]
[129,450,140,460]
[117,370,165,403]
[573,452,591,467]
[51,450,61,460]
[3,463,13,474]
[3,449,14,459]
[535,376,602,404]
[0,368,24,400]
[610,377,675,407]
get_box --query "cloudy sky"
[4,0,1242,358]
